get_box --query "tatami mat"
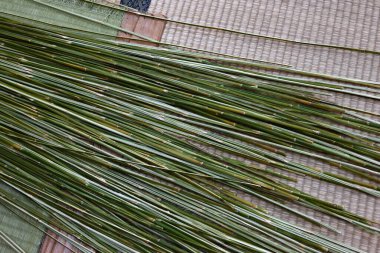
[149,1,380,252]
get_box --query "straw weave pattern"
[149,0,380,252]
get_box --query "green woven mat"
[0,0,125,36]
[0,184,44,253]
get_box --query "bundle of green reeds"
[0,15,379,253]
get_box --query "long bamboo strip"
[0,15,378,253]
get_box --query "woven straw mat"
[149,0,380,252]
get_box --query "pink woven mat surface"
[148,1,380,252]
[35,1,380,252]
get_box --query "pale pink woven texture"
[149,1,380,252]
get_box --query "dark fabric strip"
[120,0,152,12]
